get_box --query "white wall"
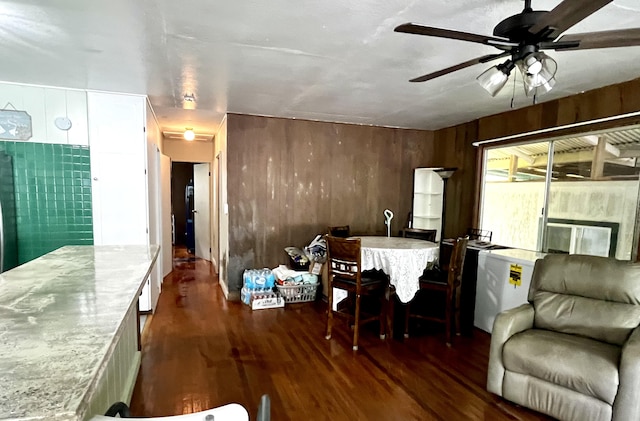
[163,139,214,162]
[0,82,88,145]
[481,181,546,251]
[482,179,639,260]
[162,137,217,269]
[216,116,229,297]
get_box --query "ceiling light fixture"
[477,47,557,98]
[183,128,195,141]
[476,60,515,97]
[518,52,557,96]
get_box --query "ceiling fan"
[395,0,640,97]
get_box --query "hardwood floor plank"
[129,252,552,420]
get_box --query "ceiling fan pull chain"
[510,68,517,109]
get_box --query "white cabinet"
[88,92,155,311]
[412,168,444,241]
[88,92,148,246]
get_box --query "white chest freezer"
[474,248,546,333]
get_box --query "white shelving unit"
[412,168,444,241]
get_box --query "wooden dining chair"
[404,236,469,346]
[328,225,351,237]
[467,228,492,242]
[401,227,437,242]
[325,235,387,350]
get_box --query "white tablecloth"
[360,236,439,303]
[332,236,439,306]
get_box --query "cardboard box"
[250,294,285,310]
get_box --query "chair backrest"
[447,237,468,288]
[467,228,492,242]
[528,254,640,345]
[326,235,362,286]
[328,225,351,238]
[402,228,437,242]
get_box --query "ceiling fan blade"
[409,52,511,83]
[395,23,515,48]
[528,0,612,40]
[547,28,640,50]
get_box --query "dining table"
[332,235,439,306]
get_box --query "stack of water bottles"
[241,268,285,310]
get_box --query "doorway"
[171,161,211,261]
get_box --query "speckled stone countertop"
[0,245,159,421]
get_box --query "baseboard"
[219,280,241,301]
[219,279,230,299]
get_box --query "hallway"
[128,251,550,420]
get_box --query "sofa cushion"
[528,254,640,345]
[533,291,640,345]
[503,370,612,421]
[503,329,621,405]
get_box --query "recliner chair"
[488,254,640,421]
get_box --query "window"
[479,126,640,260]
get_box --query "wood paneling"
[224,78,640,293]
[432,121,479,239]
[129,252,551,420]
[477,78,640,142]
[226,115,436,292]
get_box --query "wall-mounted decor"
[0,103,32,141]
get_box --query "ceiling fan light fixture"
[477,61,513,97]
[524,75,556,96]
[520,52,557,96]
[183,128,195,141]
[523,54,543,75]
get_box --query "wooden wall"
[225,114,451,291]
[477,78,640,142]
[224,77,640,293]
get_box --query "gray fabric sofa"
[487,254,640,421]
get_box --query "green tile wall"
[0,142,93,264]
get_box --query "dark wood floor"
[129,250,552,420]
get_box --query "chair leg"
[379,292,386,340]
[385,287,395,340]
[454,286,461,337]
[353,293,361,351]
[325,285,333,340]
[445,289,453,347]
[404,302,411,339]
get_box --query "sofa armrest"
[487,303,534,396]
[613,326,640,421]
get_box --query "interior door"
[193,163,211,260]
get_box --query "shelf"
[412,167,445,242]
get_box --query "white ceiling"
[1,0,639,135]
